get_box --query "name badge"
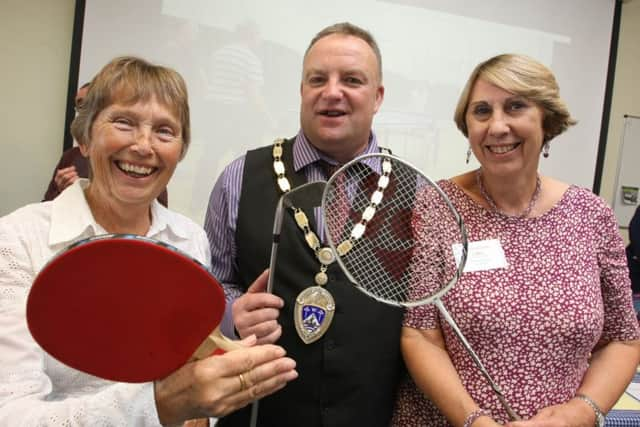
[452,239,508,273]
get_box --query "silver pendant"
[315,271,328,285]
[317,247,335,264]
[294,286,335,344]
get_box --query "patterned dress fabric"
[392,180,640,426]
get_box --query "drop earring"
[465,146,472,164]
[542,141,550,158]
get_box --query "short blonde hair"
[71,56,191,157]
[454,54,576,142]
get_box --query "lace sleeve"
[0,213,163,426]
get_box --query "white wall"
[0,0,75,216]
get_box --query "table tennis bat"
[27,234,238,383]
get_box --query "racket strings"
[323,158,464,306]
[409,194,464,302]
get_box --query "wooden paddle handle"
[187,329,244,426]
[191,326,240,359]
[183,419,209,427]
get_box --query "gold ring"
[238,372,248,391]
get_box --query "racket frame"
[322,152,469,307]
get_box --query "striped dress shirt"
[204,130,380,335]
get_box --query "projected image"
[79,0,612,224]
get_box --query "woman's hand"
[54,166,79,192]
[154,340,297,425]
[474,416,503,427]
[504,399,594,427]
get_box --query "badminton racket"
[321,152,520,421]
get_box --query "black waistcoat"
[217,139,405,427]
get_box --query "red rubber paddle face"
[27,235,226,383]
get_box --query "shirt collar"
[49,179,102,246]
[148,200,191,240]
[292,130,379,172]
[49,179,190,245]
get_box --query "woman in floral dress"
[392,54,640,427]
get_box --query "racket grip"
[191,327,241,359]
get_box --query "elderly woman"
[392,54,640,427]
[0,57,297,426]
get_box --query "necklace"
[476,169,541,219]
[272,138,391,343]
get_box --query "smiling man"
[204,22,405,427]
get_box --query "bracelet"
[574,393,606,427]
[463,409,491,427]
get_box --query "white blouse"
[0,180,211,426]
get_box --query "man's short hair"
[304,22,382,81]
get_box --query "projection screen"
[77,0,616,224]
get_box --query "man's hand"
[232,270,284,345]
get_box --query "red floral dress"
[392,181,640,426]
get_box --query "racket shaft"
[266,238,279,294]
[268,197,286,293]
[433,299,521,421]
